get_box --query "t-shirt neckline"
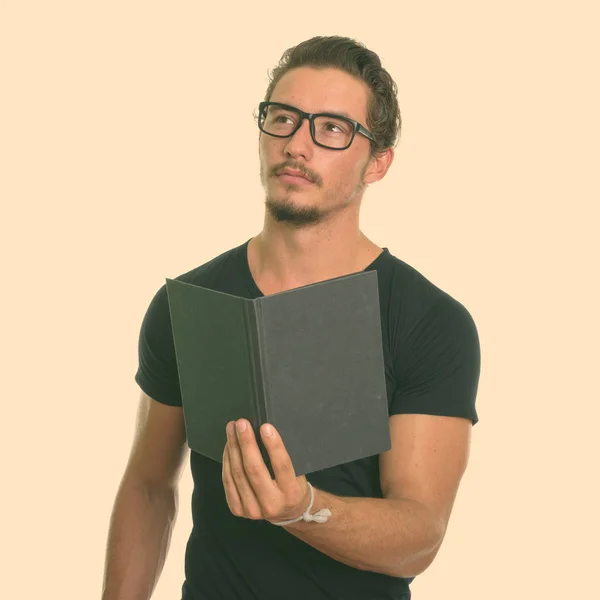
[240,237,389,298]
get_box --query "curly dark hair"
[260,36,401,156]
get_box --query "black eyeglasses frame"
[257,101,375,151]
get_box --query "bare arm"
[101,392,188,600]
[283,414,472,578]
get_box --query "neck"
[248,219,381,293]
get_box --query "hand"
[222,418,310,524]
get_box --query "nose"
[283,117,314,161]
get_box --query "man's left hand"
[222,418,310,524]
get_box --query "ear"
[363,147,395,185]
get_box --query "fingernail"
[236,420,247,432]
[263,424,273,437]
[226,422,234,435]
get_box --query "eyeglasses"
[258,101,375,150]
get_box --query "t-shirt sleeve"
[390,294,481,424]
[134,284,183,407]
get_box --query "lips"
[278,169,312,182]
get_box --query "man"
[102,36,480,600]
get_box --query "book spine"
[255,300,270,424]
[244,301,267,428]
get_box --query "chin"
[265,195,322,226]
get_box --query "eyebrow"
[327,110,354,119]
[271,102,356,121]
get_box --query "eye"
[324,122,343,133]
[266,109,298,127]
[316,117,351,135]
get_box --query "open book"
[166,269,391,477]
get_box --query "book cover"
[166,270,391,476]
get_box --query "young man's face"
[259,67,386,227]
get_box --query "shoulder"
[378,250,478,345]
[382,250,455,309]
[145,240,247,307]
[175,241,246,286]
[379,253,481,423]
[377,250,470,319]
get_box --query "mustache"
[271,162,321,186]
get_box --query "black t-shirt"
[135,238,481,600]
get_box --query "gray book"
[165,270,391,477]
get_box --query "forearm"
[283,488,444,578]
[101,478,178,600]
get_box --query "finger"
[235,419,279,498]
[222,443,243,516]
[260,423,299,491]
[226,421,263,520]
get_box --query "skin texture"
[102,394,189,600]
[250,66,394,294]
[259,68,379,227]
[223,414,471,578]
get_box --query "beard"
[265,190,323,227]
[261,161,367,229]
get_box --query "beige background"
[1,1,598,598]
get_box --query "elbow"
[390,551,437,579]
[393,559,433,579]
[390,535,444,579]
